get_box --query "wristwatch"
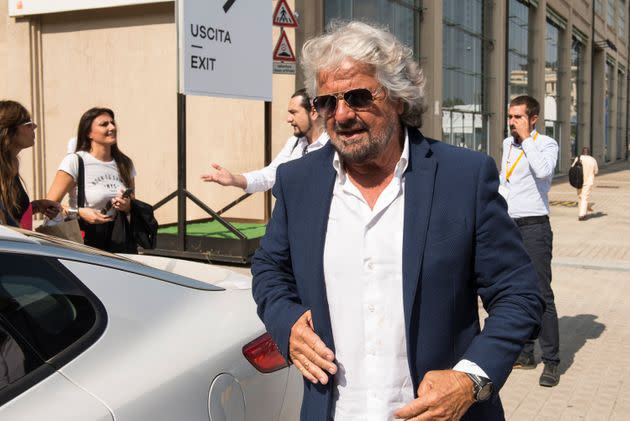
[67,207,80,219]
[466,373,493,402]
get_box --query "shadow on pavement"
[583,212,607,220]
[557,314,605,374]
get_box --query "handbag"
[35,217,84,243]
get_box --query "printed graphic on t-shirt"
[91,174,125,192]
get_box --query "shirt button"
[368,304,375,312]
[366,260,374,270]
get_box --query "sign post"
[152,0,272,257]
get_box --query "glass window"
[545,21,561,173]
[0,253,98,361]
[570,38,584,158]
[608,0,616,27]
[507,0,530,102]
[619,0,626,39]
[0,323,44,391]
[324,0,420,53]
[605,61,614,162]
[595,0,604,15]
[442,0,488,152]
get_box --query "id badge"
[498,183,510,200]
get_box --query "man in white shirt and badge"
[499,95,561,387]
[200,88,327,193]
[252,22,543,421]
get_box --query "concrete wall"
[1,0,298,223]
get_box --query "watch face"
[478,382,493,401]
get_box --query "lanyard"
[505,131,538,182]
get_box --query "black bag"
[569,156,584,189]
[130,199,158,249]
[76,154,148,253]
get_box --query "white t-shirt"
[58,151,136,217]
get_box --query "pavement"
[498,160,630,420]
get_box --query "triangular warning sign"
[273,30,296,62]
[273,0,298,28]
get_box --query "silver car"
[0,226,301,420]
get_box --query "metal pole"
[264,100,272,220]
[177,92,187,250]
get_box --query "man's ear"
[310,107,319,121]
[530,114,539,128]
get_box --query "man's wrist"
[465,373,493,402]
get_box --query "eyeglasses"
[313,87,384,116]
[20,121,38,129]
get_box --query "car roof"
[0,225,223,291]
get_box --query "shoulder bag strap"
[76,153,86,208]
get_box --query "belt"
[513,215,549,227]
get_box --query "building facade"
[2,0,628,222]
[300,0,630,172]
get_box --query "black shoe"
[539,363,560,387]
[513,354,537,370]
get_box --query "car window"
[0,323,44,391]
[0,253,103,361]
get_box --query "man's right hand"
[200,163,247,189]
[289,310,337,384]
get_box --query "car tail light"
[243,332,288,373]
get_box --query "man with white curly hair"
[252,21,543,421]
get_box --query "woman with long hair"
[0,100,61,228]
[47,107,137,252]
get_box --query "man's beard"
[330,119,394,164]
[293,119,312,139]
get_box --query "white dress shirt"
[243,132,328,193]
[323,129,487,421]
[499,130,558,218]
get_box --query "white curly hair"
[301,20,426,128]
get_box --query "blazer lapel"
[402,130,437,340]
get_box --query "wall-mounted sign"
[179,0,271,101]
[272,29,296,75]
[8,0,170,16]
[272,0,297,28]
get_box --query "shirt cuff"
[242,172,255,193]
[453,359,490,380]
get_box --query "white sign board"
[8,0,170,16]
[179,0,271,101]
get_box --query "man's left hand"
[393,370,475,421]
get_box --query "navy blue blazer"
[252,128,543,420]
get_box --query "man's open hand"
[394,370,475,420]
[289,310,337,384]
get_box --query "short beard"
[330,121,394,165]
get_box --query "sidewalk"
[499,161,630,420]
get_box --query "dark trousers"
[518,219,560,365]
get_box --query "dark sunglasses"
[313,87,383,116]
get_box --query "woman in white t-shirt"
[47,107,137,252]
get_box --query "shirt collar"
[511,128,537,147]
[312,131,329,147]
[332,127,410,184]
